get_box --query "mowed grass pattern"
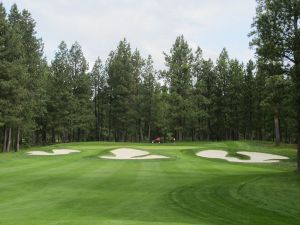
[0,141,299,225]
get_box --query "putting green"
[0,141,299,225]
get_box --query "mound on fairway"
[196,150,288,163]
[27,149,80,156]
[101,148,169,160]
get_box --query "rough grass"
[0,141,299,225]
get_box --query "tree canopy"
[250,0,300,169]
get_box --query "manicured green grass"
[0,141,299,225]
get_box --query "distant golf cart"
[152,137,161,143]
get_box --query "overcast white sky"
[3,0,257,69]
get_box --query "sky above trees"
[3,0,256,69]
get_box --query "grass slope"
[0,141,299,225]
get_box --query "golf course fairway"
[0,141,299,225]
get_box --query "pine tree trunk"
[297,87,300,170]
[295,76,300,170]
[297,83,300,170]
[3,126,7,152]
[99,98,103,141]
[292,10,300,171]
[191,129,194,141]
[135,122,139,142]
[114,130,117,142]
[178,130,183,141]
[108,103,112,141]
[97,99,101,141]
[95,106,99,141]
[51,128,55,143]
[16,126,20,152]
[274,106,280,146]
[77,128,80,142]
[94,88,99,141]
[297,113,300,170]
[147,124,151,142]
[7,127,12,152]
[125,130,128,142]
[42,124,47,144]
[139,126,143,142]
[208,119,211,140]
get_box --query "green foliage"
[241,60,255,138]
[163,35,194,140]
[69,42,93,135]
[47,41,93,142]
[250,0,300,168]
[91,57,106,140]
[0,3,46,151]
[106,39,135,141]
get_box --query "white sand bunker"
[27,149,80,156]
[196,150,288,163]
[101,148,169,160]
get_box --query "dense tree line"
[0,3,47,151]
[250,0,299,169]
[0,1,299,165]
